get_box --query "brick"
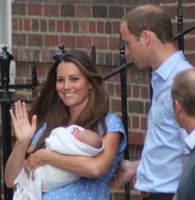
[40,49,50,63]
[40,19,47,32]
[76,4,91,17]
[92,36,108,50]
[97,52,105,65]
[106,83,114,96]
[105,21,112,34]
[110,98,121,113]
[44,4,59,17]
[132,115,140,129]
[183,22,195,36]
[145,101,151,114]
[56,20,63,32]
[76,36,91,48]
[89,21,96,33]
[12,48,19,60]
[27,3,42,16]
[127,67,150,84]
[12,3,26,15]
[60,4,75,17]
[64,20,71,33]
[12,18,18,31]
[128,132,145,146]
[19,18,23,31]
[163,7,177,19]
[141,116,147,131]
[36,63,48,77]
[72,20,80,33]
[48,19,56,32]
[132,85,140,98]
[113,52,120,66]
[92,5,107,18]
[105,53,113,66]
[31,19,39,32]
[141,85,149,98]
[184,37,195,51]
[12,33,27,46]
[20,49,33,62]
[186,55,195,66]
[44,35,59,47]
[127,84,132,97]
[109,5,124,19]
[97,21,104,33]
[31,49,40,61]
[16,62,30,76]
[23,18,30,31]
[80,21,88,33]
[60,35,75,48]
[115,84,121,97]
[128,100,144,114]
[113,21,120,34]
[183,6,195,19]
[28,34,43,47]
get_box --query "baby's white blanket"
[13,125,104,200]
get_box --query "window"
[0,0,15,86]
[0,0,11,50]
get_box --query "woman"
[5,50,127,199]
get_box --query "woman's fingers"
[31,115,37,132]
[9,109,16,124]
[22,101,28,119]
[10,101,37,143]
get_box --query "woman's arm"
[5,141,28,187]
[4,101,37,187]
[28,132,120,177]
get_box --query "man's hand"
[172,194,176,200]
[110,159,139,188]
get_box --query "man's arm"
[111,159,140,188]
[172,194,176,200]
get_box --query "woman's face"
[56,61,92,115]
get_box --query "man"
[112,4,193,200]
[171,68,195,200]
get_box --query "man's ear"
[140,30,151,45]
[174,99,183,115]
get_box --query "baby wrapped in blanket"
[13,124,104,200]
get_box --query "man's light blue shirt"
[185,130,195,150]
[135,51,193,193]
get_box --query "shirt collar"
[152,51,185,80]
[185,129,195,150]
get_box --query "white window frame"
[0,0,15,86]
[0,0,12,51]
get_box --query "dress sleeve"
[105,112,127,154]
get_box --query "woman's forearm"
[46,134,120,177]
[45,150,105,177]
[4,141,27,187]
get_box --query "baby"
[13,125,104,200]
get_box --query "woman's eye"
[57,78,64,83]
[71,77,79,81]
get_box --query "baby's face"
[72,128,102,149]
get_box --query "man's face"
[120,22,150,70]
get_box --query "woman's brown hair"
[29,50,109,149]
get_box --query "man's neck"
[150,43,177,70]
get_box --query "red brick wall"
[8,0,195,199]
